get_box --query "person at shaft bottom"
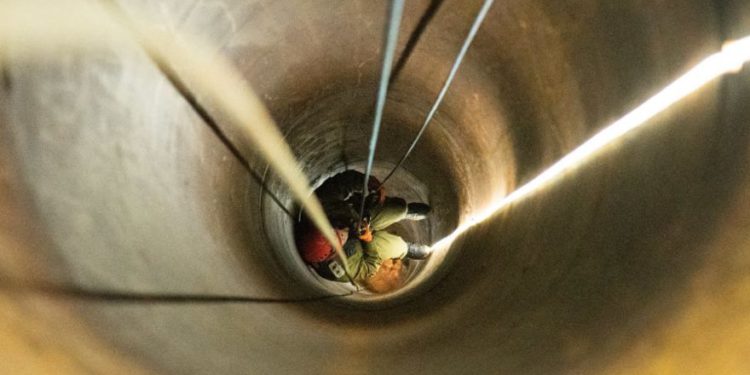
[296,170,433,290]
[358,196,433,264]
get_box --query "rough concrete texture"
[2,0,750,373]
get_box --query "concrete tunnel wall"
[2,0,750,373]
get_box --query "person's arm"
[359,242,386,279]
[345,239,384,284]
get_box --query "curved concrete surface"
[2,0,750,373]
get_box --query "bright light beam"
[433,35,750,251]
[0,0,349,273]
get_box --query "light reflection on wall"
[434,35,750,252]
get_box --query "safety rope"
[380,0,494,186]
[389,0,445,85]
[358,0,405,222]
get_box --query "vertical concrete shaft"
[2,0,750,373]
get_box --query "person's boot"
[407,243,432,259]
[405,202,431,221]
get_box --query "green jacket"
[332,230,408,285]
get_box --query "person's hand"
[359,229,373,243]
[358,221,373,243]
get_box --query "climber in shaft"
[296,170,432,290]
